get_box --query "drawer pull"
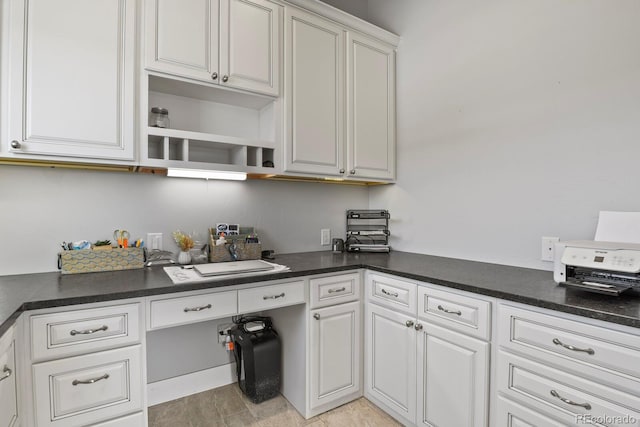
[72,373,110,386]
[405,320,414,328]
[69,325,109,336]
[381,288,399,298]
[550,389,592,410]
[328,287,346,294]
[552,338,595,355]
[263,292,285,300]
[0,365,12,382]
[437,305,462,316]
[183,304,212,313]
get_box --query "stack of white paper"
[594,211,640,244]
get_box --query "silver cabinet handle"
[339,169,345,174]
[550,390,592,410]
[72,373,109,386]
[10,140,21,149]
[222,75,229,82]
[70,325,108,336]
[437,305,462,316]
[263,292,285,300]
[313,313,320,320]
[211,72,218,80]
[405,320,414,328]
[328,287,346,294]
[381,288,399,298]
[552,338,595,355]
[350,169,356,175]
[0,366,12,382]
[414,323,423,331]
[184,304,212,313]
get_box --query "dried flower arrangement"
[172,231,195,251]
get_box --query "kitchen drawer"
[0,337,18,427]
[366,273,416,315]
[30,303,140,361]
[149,290,237,330]
[496,395,564,427]
[88,412,145,426]
[33,345,143,427]
[498,304,640,379]
[238,280,305,313]
[418,285,491,340]
[310,272,360,308]
[497,350,640,427]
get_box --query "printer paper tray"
[562,280,633,296]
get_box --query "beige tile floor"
[148,384,401,427]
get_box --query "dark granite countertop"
[1,251,639,336]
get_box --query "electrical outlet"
[147,233,163,251]
[541,236,559,261]
[321,229,331,246]
[217,323,234,343]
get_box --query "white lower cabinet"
[0,327,18,427]
[365,272,491,427]
[416,323,489,427]
[309,301,361,411]
[365,302,417,425]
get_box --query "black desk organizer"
[345,209,391,252]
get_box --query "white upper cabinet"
[4,0,136,161]
[283,5,397,182]
[145,0,280,96]
[284,7,345,176]
[347,32,396,181]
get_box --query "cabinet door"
[6,0,135,160]
[145,0,219,82]
[309,301,361,410]
[284,7,345,176]
[347,32,395,180]
[416,322,489,427]
[365,303,416,425]
[0,340,18,427]
[219,0,280,96]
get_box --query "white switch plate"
[541,236,559,261]
[321,229,331,246]
[147,233,163,251]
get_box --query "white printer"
[554,240,640,295]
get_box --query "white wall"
[0,165,368,275]
[367,0,640,270]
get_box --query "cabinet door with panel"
[145,0,280,95]
[145,0,219,82]
[283,7,345,176]
[5,0,136,160]
[347,32,395,180]
[364,302,416,425]
[416,322,489,427]
[309,301,361,411]
[0,328,18,427]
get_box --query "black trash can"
[230,316,281,403]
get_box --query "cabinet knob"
[211,72,218,80]
[339,169,345,174]
[350,169,356,175]
[10,140,21,149]
[0,366,11,382]
[313,313,320,320]
[222,75,229,82]
[414,323,423,331]
[405,320,414,328]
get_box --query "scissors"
[113,229,130,248]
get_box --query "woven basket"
[59,248,145,274]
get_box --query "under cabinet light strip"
[166,168,247,181]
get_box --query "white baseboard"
[147,363,237,406]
